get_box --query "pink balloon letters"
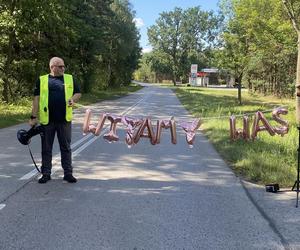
[179,119,201,146]
[229,108,289,141]
[82,110,201,146]
[83,108,288,144]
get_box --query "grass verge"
[174,86,296,187]
[0,83,143,129]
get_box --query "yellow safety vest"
[39,74,74,125]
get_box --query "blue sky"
[130,0,220,52]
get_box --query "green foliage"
[0,98,32,127]
[102,0,141,88]
[147,6,222,85]
[175,86,296,186]
[215,0,298,97]
[133,52,157,83]
[0,0,141,103]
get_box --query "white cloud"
[142,47,152,53]
[133,18,144,28]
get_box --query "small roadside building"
[189,68,219,86]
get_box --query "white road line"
[0,204,6,210]
[19,92,151,181]
[19,169,39,180]
[72,135,100,157]
[19,126,109,180]
[71,133,93,148]
[19,134,94,180]
[118,94,150,115]
[19,154,63,180]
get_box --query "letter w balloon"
[82,109,106,136]
[229,115,250,141]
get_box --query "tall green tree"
[103,0,141,88]
[216,0,296,104]
[148,6,221,85]
[133,52,156,83]
[215,0,251,104]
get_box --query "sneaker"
[63,174,77,183]
[38,174,51,184]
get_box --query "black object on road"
[265,184,280,193]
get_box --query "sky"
[130,0,220,53]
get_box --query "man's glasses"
[55,65,65,69]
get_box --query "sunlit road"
[0,85,284,249]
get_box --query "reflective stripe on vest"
[39,74,74,125]
[64,74,74,122]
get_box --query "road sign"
[202,68,218,73]
[191,64,198,74]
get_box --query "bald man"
[30,57,81,183]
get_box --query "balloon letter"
[122,116,143,146]
[272,107,289,136]
[229,115,250,140]
[103,114,122,142]
[251,111,275,140]
[94,113,107,136]
[82,109,92,135]
[155,118,177,144]
[180,119,201,146]
[134,118,156,145]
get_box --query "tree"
[282,0,300,124]
[133,52,156,83]
[215,0,297,104]
[101,0,141,88]
[148,6,221,85]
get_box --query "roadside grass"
[0,84,143,129]
[0,98,32,128]
[174,87,296,187]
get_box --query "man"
[29,57,81,184]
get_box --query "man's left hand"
[68,98,74,107]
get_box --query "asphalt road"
[0,85,285,249]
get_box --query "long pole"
[296,127,300,207]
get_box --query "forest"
[0,0,140,103]
[1,0,300,104]
[135,0,300,98]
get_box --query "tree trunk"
[172,72,176,86]
[236,74,242,105]
[296,32,300,124]
[2,30,15,103]
[2,1,17,103]
[237,83,242,105]
[247,78,252,92]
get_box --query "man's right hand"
[29,117,38,127]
